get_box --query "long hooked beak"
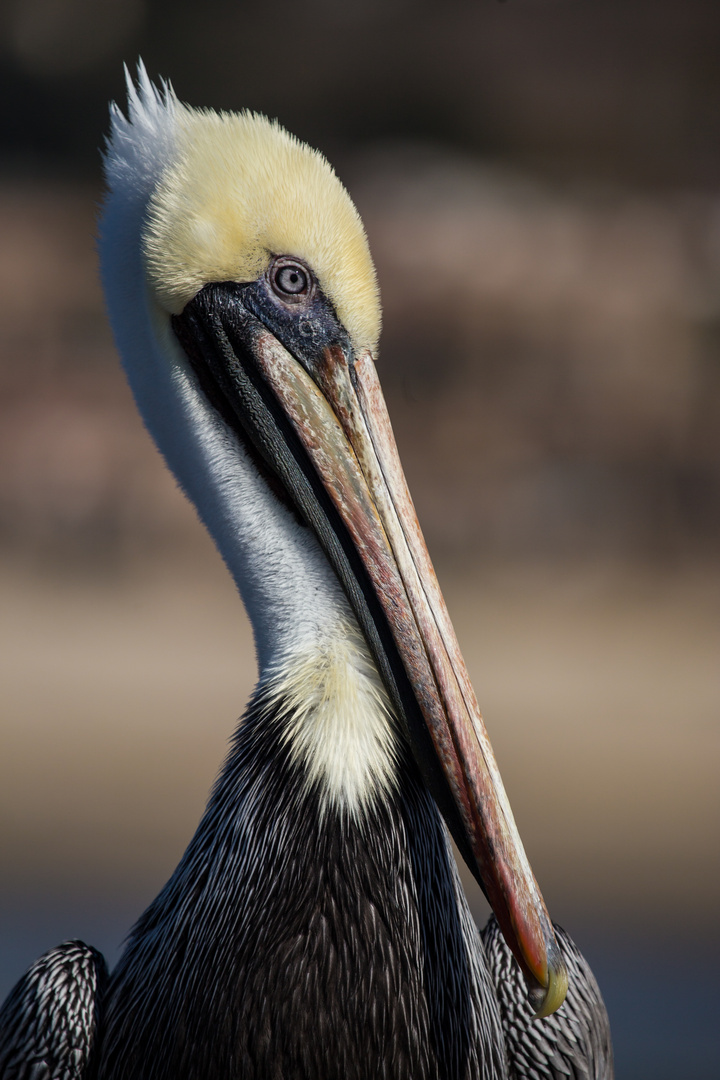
[172,284,568,1017]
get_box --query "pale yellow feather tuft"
[143,102,381,352]
[267,619,400,816]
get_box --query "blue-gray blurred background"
[0,2,718,1076]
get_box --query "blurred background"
[0,1,718,1075]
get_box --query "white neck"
[98,70,400,813]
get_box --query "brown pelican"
[0,67,612,1080]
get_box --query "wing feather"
[0,941,107,1080]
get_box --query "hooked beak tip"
[528,948,568,1019]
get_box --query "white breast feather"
[270,619,400,815]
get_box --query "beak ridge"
[249,330,567,1011]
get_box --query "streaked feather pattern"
[0,941,107,1080]
[96,689,507,1080]
[482,917,613,1080]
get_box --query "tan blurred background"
[0,2,719,1076]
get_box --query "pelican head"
[99,65,567,1018]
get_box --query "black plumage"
[0,694,613,1080]
[97,690,506,1080]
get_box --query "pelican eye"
[270,258,312,302]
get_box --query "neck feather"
[99,75,401,815]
